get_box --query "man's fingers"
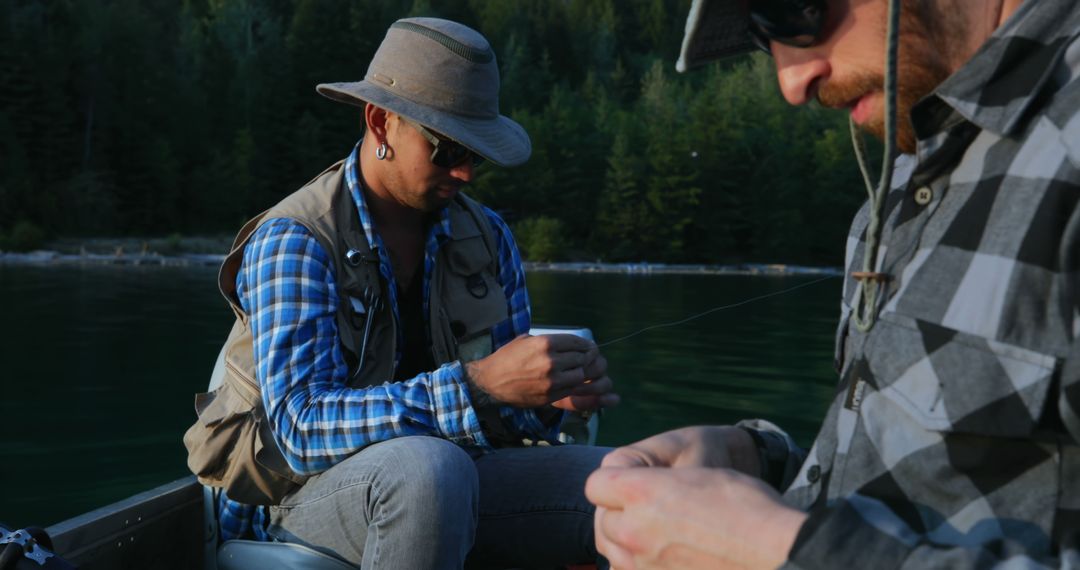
[571,374,613,396]
[583,352,607,378]
[586,467,658,509]
[543,333,596,354]
[547,365,588,392]
[551,394,590,411]
[550,350,590,374]
[551,392,620,411]
[599,392,620,407]
[550,357,612,386]
[595,507,638,570]
[601,447,652,468]
[585,468,626,509]
[551,345,606,379]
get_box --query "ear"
[364,103,390,142]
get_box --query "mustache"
[817,73,883,108]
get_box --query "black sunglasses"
[402,118,484,169]
[747,0,827,55]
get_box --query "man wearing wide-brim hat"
[184,17,618,568]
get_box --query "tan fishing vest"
[183,160,509,505]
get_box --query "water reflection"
[0,266,840,526]
[526,273,840,447]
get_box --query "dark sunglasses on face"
[746,0,827,55]
[402,117,485,169]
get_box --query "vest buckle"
[345,249,367,267]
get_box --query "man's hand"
[465,334,619,410]
[601,426,760,475]
[551,344,619,411]
[586,467,807,570]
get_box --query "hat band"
[366,71,498,119]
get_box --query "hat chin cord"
[849,0,900,333]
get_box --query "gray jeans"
[266,436,611,569]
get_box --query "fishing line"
[597,275,839,348]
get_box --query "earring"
[375,142,388,160]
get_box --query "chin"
[896,129,917,154]
[858,111,918,155]
[420,196,453,212]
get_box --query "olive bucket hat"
[317,17,531,167]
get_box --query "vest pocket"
[445,235,492,276]
[183,381,303,505]
[440,240,507,341]
[184,383,249,482]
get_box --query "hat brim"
[677,0,757,72]
[316,81,531,168]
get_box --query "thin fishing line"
[597,275,838,348]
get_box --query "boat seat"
[217,540,356,570]
[204,486,356,570]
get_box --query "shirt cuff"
[503,406,564,442]
[428,361,491,449]
[735,418,806,491]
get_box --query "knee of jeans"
[379,437,479,514]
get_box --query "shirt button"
[914,186,933,205]
[807,464,821,483]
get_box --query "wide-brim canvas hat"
[317,17,531,168]
[677,0,756,72]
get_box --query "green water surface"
[0,265,841,527]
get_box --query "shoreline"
[0,250,841,276]
[522,261,842,276]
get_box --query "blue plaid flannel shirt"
[216,143,555,541]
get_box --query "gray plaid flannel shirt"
[748,1,1080,567]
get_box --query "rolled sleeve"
[736,419,807,491]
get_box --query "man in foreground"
[184,17,617,568]
[587,0,1079,567]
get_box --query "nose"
[772,42,831,106]
[449,158,475,183]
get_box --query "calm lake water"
[0,264,841,527]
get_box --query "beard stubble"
[816,1,955,154]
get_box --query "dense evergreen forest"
[1,0,874,264]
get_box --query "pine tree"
[639,59,701,261]
[594,128,648,261]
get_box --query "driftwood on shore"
[522,261,841,276]
[0,250,226,267]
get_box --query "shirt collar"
[345,141,455,250]
[431,204,453,244]
[918,0,1080,137]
